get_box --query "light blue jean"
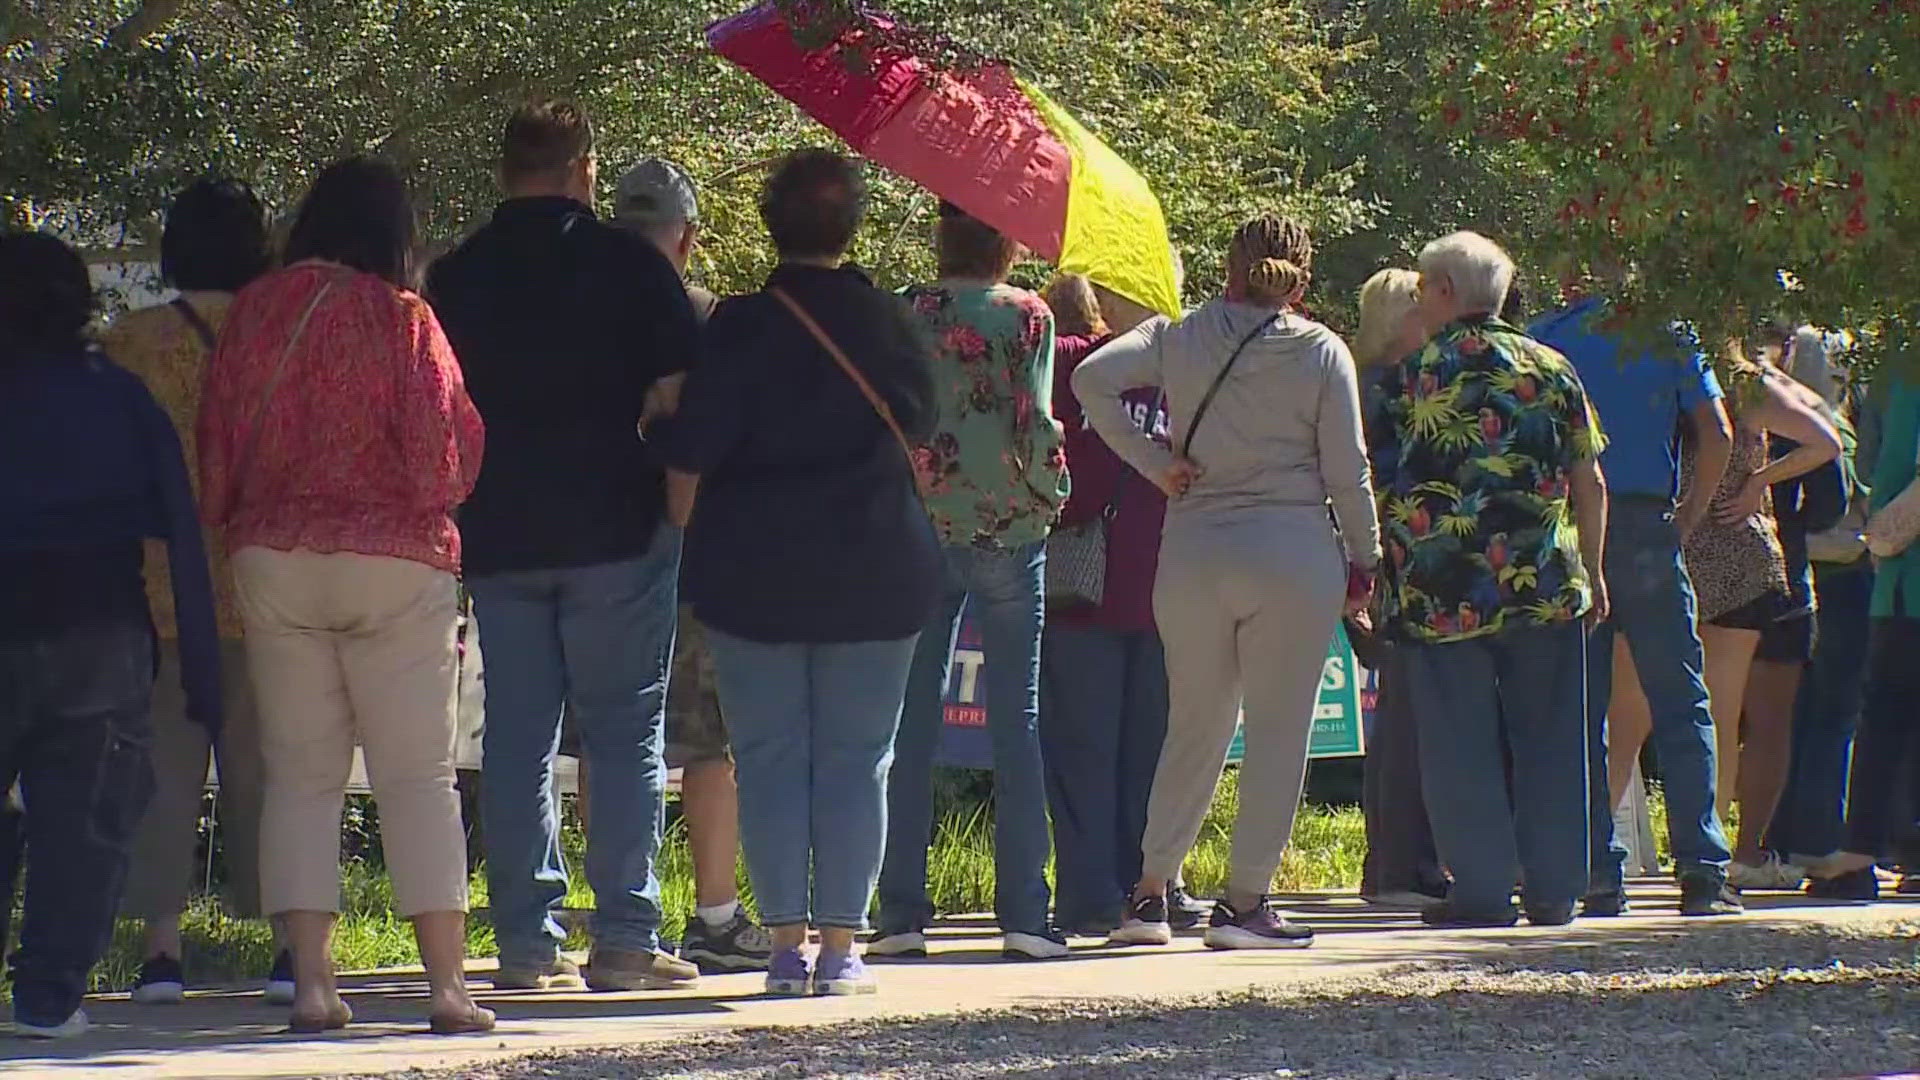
[468,525,679,964]
[881,541,1051,936]
[705,628,918,929]
[1585,499,1731,897]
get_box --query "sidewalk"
[6,884,1916,1080]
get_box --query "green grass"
[64,772,1368,993]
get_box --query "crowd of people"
[2,96,1917,1040]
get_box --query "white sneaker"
[263,948,297,1006]
[864,930,927,958]
[1728,853,1806,892]
[1002,931,1069,960]
[14,1008,89,1039]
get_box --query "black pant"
[1844,615,1920,858]
[1361,649,1443,896]
[0,621,156,1025]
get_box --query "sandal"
[287,1000,353,1034]
[428,1003,496,1035]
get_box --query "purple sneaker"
[812,951,877,996]
[765,946,812,996]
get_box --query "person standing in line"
[872,202,1071,962]
[1809,373,1920,900]
[1079,215,1381,950]
[426,102,700,993]
[1350,268,1448,910]
[1530,291,1742,917]
[607,157,771,973]
[1370,232,1608,930]
[100,178,294,1005]
[1,232,224,1039]
[1773,336,1879,884]
[1036,273,1182,938]
[197,158,491,1033]
[654,150,941,996]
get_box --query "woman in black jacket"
[655,150,938,998]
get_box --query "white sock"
[697,901,741,928]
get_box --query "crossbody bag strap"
[229,279,334,512]
[1180,312,1281,459]
[768,285,923,489]
[170,297,220,355]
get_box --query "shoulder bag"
[224,280,334,515]
[768,285,929,498]
[1182,312,1282,458]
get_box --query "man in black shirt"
[427,101,699,993]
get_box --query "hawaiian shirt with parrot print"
[1366,316,1606,644]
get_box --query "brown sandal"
[288,1000,353,1034]
[428,1004,496,1035]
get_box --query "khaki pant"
[234,548,467,917]
[120,639,267,921]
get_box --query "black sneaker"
[681,908,773,973]
[1203,898,1314,950]
[130,954,186,1005]
[1168,885,1214,931]
[1806,867,1879,902]
[1003,926,1070,960]
[264,948,296,1005]
[1109,891,1172,946]
[1420,900,1519,929]
[1581,891,1630,918]
[1679,877,1745,916]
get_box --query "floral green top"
[1366,316,1605,643]
[904,282,1070,549]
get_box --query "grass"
[55,770,1368,993]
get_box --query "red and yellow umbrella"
[708,3,1181,318]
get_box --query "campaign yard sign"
[934,616,1368,770]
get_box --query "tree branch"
[106,0,192,48]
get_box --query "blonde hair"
[1041,273,1109,338]
[1227,214,1313,306]
[1354,268,1423,367]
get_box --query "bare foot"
[288,997,352,1033]
[428,1002,496,1035]
[1812,851,1877,879]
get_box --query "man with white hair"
[1368,231,1611,928]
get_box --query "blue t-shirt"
[1531,299,1722,500]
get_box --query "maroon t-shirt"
[1051,332,1168,632]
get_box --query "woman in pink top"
[197,158,489,1035]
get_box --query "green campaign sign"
[1226,622,1366,762]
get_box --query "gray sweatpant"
[1141,508,1346,898]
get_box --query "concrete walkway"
[7,884,1916,1080]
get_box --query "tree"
[1410,0,1920,364]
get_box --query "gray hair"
[613,158,699,242]
[1418,231,1514,316]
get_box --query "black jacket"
[427,196,699,576]
[653,264,941,643]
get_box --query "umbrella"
[708,3,1182,318]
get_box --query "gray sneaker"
[586,946,700,991]
[493,955,585,991]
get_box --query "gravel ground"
[353,918,1920,1080]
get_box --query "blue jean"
[881,541,1051,936]
[1768,561,1874,858]
[706,629,917,929]
[0,620,156,1026]
[1586,500,1731,894]
[1039,625,1168,927]
[468,525,679,962]
[1404,620,1589,915]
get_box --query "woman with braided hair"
[1073,215,1382,949]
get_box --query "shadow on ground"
[387,913,1920,1080]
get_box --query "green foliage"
[1410,0,1920,362]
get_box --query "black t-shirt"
[428,197,700,576]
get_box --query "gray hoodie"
[1072,298,1382,566]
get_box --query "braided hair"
[1227,214,1312,307]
